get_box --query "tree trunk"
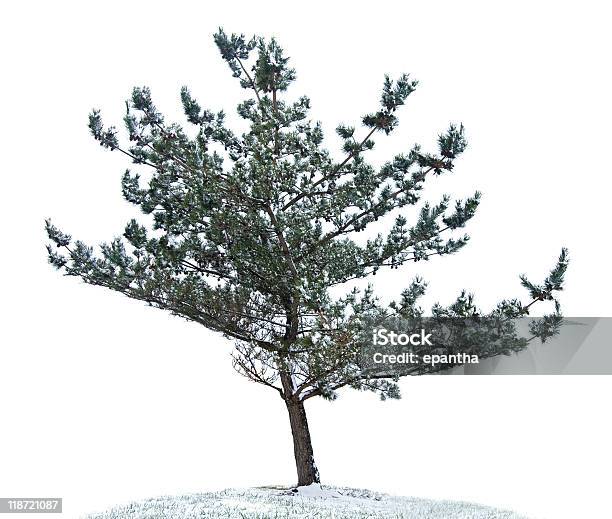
[285,399,320,486]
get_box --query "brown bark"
[285,398,320,486]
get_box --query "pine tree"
[46,29,568,487]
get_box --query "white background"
[1,1,611,518]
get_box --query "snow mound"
[84,486,529,518]
[294,483,342,498]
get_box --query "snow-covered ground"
[84,486,529,518]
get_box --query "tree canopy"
[46,28,568,403]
